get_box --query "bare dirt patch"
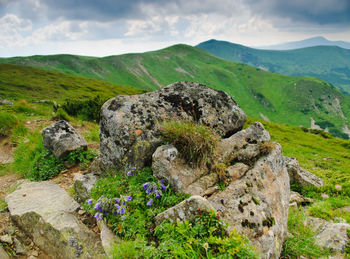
[0,137,14,164]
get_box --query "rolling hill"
[0,63,143,101]
[257,36,350,50]
[197,39,350,95]
[0,45,349,138]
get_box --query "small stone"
[78,210,85,215]
[0,234,13,244]
[13,238,26,255]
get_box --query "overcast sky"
[1,0,350,57]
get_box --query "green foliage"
[87,167,189,240]
[52,108,73,121]
[308,197,350,223]
[27,147,97,181]
[0,112,17,136]
[0,198,7,213]
[153,211,257,259]
[282,207,331,258]
[62,95,107,122]
[160,120,219,167]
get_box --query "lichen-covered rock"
[74,173,99,203]
[100,81,246,170]
[155,195,216,225]
[307,217,350,254]
[284,157,324,188]
[0,246,9,259]
[209,144,290,258]
[97,220,118,257]
[42,120,87,159]
[5,182,105,259]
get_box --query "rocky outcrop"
[284,157,324,188]
[155,196,215,225]
[74,173,99,203]
[307,217,350,254]
[5,182,105,259]
[152,122,290,258]
[42,120,87,159]
[99,81,246,170]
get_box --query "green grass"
[282,207,331,258]
[0,112,18,137]
[197,39,350,95]
[1,45,349,138]
[0,63,143,101]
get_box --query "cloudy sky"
[1,0,350,57]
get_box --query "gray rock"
[307,217,350,254]
[42,120,87,159]
[100,81,246,170]
[0,246,9,259]
[0,98,13,105]
[13,237,26,255]
[289,191,312,205]
[209,143,290,258]
[285,157,324,188]
[5,181,105,259]
[87,156,106,176]
[97,220,118,257]
[0,234,12,244]
[155,195,216,225]
[74,173,99,203]
[226,163,250,182]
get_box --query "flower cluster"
[143,180,167,207]
[88,194,132,221]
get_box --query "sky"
[1,0,350,57]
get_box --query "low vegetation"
[85,168,258,258]
[160,120,219,167]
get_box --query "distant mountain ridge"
[257,36,350,50]
[0,44,349,138]
[196,39,350,95]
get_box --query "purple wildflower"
[115,204,120,210]
[143,183,149,189]
[120,207,126,214]
[113,211,117,216]
[147,199,153,207]
[87,199,93,205]
[94,212,99,219]
[160,181,167,191]
[132,167,136,170]
[94,203,100,210]
[155,190,160,198]
[126,171,133,176]
[146,188,152,194]
[98,213,103,220]
[115,198,120,203]
[127,196,132,202]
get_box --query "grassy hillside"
[197,39,350,95]
[1,45,350,138]
[0,63,143,101]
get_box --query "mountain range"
[197,39,350,95]
[0,44,349,139]
[257,36,350,50]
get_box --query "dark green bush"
[160,120,219,167]
[62,95,107,122]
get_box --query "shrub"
[52,107,72,121]
[160,120,219,167]
[0,112,17,137]
[62,95,107,122]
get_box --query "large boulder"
[284,157,324,188]
[152,122,290,258]
[100,81,246,170]
[5,182,105,259]
[42,120,87,159]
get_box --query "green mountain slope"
[197,39,350,95]
[1,45,349,138]
[0,63,142,101]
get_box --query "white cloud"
[0,14,32,47]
